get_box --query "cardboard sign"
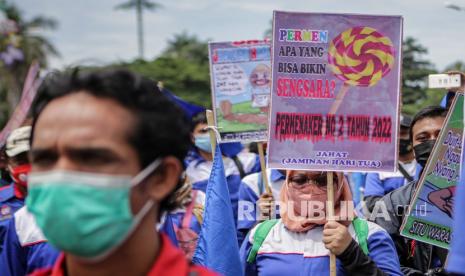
[400,94,464,249]
[267,11,403,172]
[209,40,271,142]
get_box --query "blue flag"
[160,214,179,248]
[448,136,465,274]
[192,144,243,276]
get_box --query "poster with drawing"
[400,93,464,249]
[209,40,271,142]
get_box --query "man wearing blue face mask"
[187,112,260,178]
[21,69,216,276]
[371,106,448,276]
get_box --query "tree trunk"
[6,73,21,115]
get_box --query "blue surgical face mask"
[26,159,161,262]
[194,134,212,153]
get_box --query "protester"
[23,69,215,275]
[364,115,420,212]
[185,112,259,222]
[371,106,448,275]
[186,112,260,177]
[240,170,402,275]
[220,142,260,178]
[0,147,11,187]
[0,206,60,275]
[0,126,32,251]
[0,124,61,275]
[237,168,285,245]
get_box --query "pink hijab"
[280,171,354,232]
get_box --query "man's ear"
[145,156,183,202]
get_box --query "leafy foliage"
[401,37,437,114]
[115,0,161,59]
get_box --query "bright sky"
[16,0,465,71]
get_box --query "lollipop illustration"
[328,26,395,114]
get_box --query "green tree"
[401,37,437,115]
[0,0,58,127]
[105,32,445,115]
[164,31,209,65]
[107,32,211,107]
[263,19,439,115]
[444,60,465,72]
[263,19,272,39]
[115,0,161,60]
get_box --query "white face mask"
[26,159,161,262]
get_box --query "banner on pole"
[400,93,464,249]
[208,40,271,143]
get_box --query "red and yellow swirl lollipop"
[327,26,395,113]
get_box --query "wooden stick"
[257,142,272,194]
[206,110,217,155]
[329,84,350,115]
[327,171,336,276]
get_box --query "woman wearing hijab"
[167,177,205,260]
[239,170,402,275]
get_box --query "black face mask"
[0,169,11,183]
[413,139,436,167]
[399,139,413,156]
